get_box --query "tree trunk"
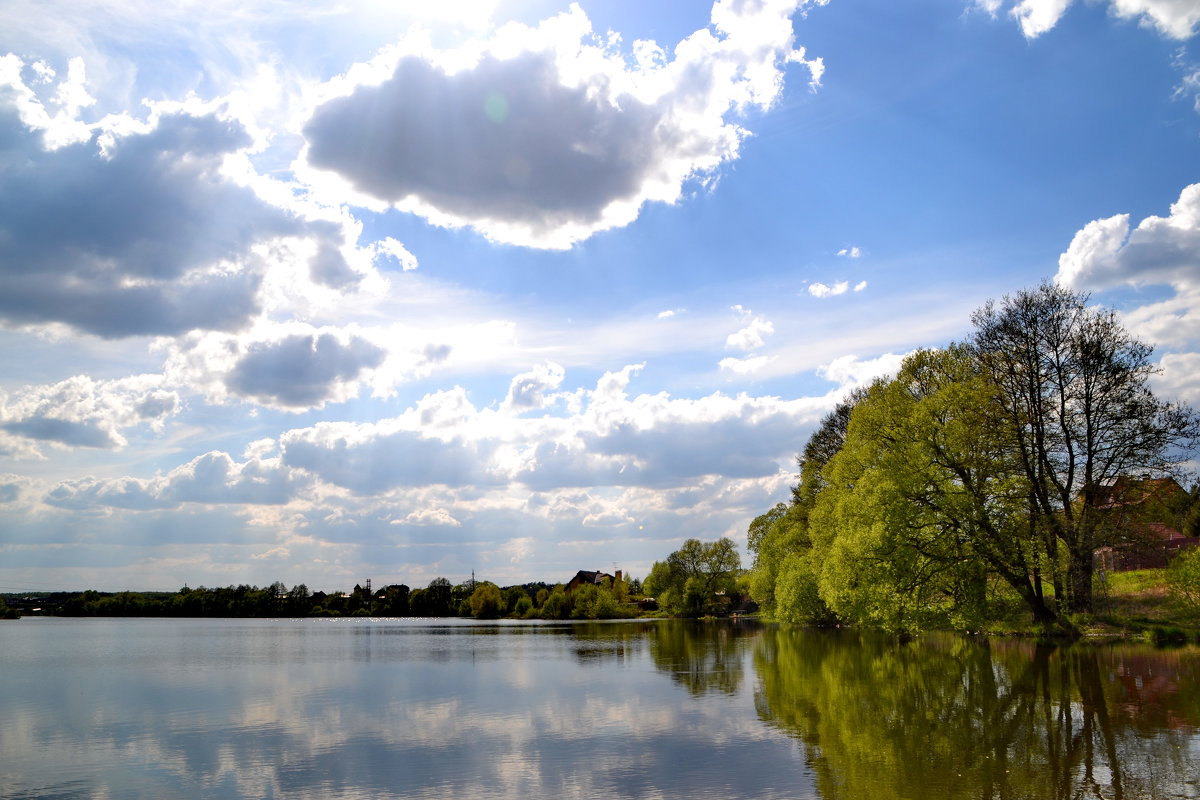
[1066,550,1093,614]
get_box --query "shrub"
[541,590,571,619]
[469,584,504,619]
[1167,547,1200,609]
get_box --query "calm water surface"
[1,618,1198,799]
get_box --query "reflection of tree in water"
[753,628,1200,800]
[647,619,758,695]
[567,620,658,664]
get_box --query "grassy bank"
[971,568,1200,642]
[1084,568,1200,641]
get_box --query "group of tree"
[644,537,746,617]
[32,578,508,618]
[748,284,1200,632]
[468,573,642,620]
[17,574,654,620]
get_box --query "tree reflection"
[646,619,758,695]
[753,629,1200,800]
[567,620,656,664]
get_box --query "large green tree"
[646,537,741,617]
[749,284,1197,630]
[469,583,504,618]
[811,347,1055,629]
[747,391,864,623]
[972,283,1199,613]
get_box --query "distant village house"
[1093,476,1199,572]
[566,569,620,593]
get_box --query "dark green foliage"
[0,597,19,619]
[410,577,455,616]
[38,576,455,618]
[503,586,529,615]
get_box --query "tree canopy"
[646,537,742,617]
[748,284,1199,632]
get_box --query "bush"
[541,590,571,619]
[0,598,18,620]
[1167,547,1200,609]
[469,584,504,619]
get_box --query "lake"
[2,618,1198,799]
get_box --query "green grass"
[1090,568,1200,639]
[970,568,1200,640]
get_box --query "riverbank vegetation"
[3,572,653,621]
[747,284,1200,635]
[643,537,748,617]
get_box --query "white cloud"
[1119,287,1200,350]
[371,237,419,272]
[1153,352,1200,404]
[972,0,1006,15]
[1011,0,1074,37]
[1057,183,1200,291]
[0,61,356,338]
[503,362,566,413]
[396,508,462,527]
[299,1,823,248]
[0,374,179,452]
[808,280,849,298]
[719,355,774,374]
[382,368,819,491]
[854,280,868,292]
[817,352,909,389]
[837,246,862,258]
[725,316,774,350]
[164,324,389,411]
[0,54,93,148]
[1055,183,1200,351]
[1109,0,1200,38]
[45,449,308,510]
[73,365,818,503]
[990,0,1200,39]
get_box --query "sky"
[1,0,1199,593]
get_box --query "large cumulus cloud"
[1,374,179,452]
[49,364,828,507]
[0,57,347,338]
[273,364,828,495]
[228,331,386,409]
[160,325,404,412]
[1055,182,1200,405]
[1056,183,1200,347]
[301,0,824,248]
[45,449,308,510]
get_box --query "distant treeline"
[3,575,653,620]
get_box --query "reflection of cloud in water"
[2,618,804,800]
[21,619,1196,799]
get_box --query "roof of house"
[1095,476,1185,510]
[567,570,613,588]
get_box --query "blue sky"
[1,0,1198,592]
